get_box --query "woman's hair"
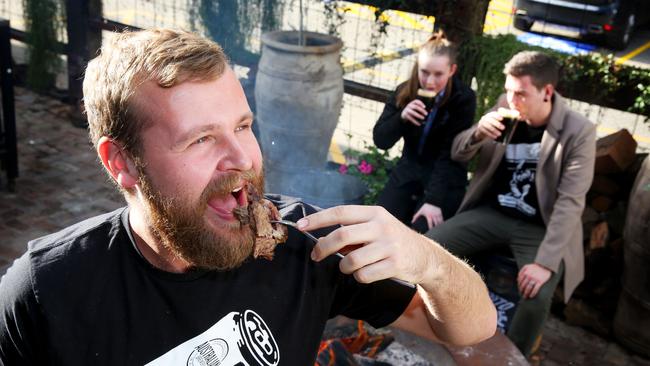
[395,31,457,108]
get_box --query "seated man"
[0,29,496,365]
[426,51,596,357]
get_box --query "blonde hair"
[396,31,457,108]
[83,28,228,157]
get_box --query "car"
[513,0,650,50]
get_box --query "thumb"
[411,211,421,224]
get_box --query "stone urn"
[255,30,366,207]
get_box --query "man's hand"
[473,111,505,142]
[298,205,497,346]
[411,203,443,230]
[299,205,434,285]
[400,99,428,126]
[517,263,552,299]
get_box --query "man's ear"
[97,137,139,189]
[544,84,555,102]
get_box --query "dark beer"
[416,88,437,112]
[496,108,520,145]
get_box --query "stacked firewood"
[559,129,647,337]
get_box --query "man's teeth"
[232,187,243,193]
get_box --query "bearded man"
[0,29,496,365]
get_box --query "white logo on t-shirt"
[146,309,280,366]
[497,143,541,216]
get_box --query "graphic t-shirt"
[0,196,415,366]
[488,123,546,225]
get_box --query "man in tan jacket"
[426,51,596,357]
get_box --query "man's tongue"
[208,195,239,218]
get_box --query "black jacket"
[373,76,476,207]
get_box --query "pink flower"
[358,160,373,175]
[338,164,348,174]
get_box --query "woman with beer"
[373,31,476,232]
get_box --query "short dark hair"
[503,51,560,89]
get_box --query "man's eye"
[194,136,209,145]
[236,124,251,132]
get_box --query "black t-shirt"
[0,195,415,366]
[488,123,546,225]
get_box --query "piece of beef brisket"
[233,186,288,260]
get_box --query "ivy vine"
[23,0,64,92]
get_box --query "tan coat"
[452,93,596,301]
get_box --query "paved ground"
[2,87,650,365]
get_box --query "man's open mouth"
[206,181,250,219]
[231,184,249,208]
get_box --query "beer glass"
[496,108,521,145]
[416,88,437,112]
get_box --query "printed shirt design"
[496,142,541,217]
[146,310,280,366]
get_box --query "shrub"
[339,144,398,205]
[457,34,650,122]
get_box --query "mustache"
[199,169,261,203]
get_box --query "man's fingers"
[517,266,529,283]
[517,272,529,290]
[338,242,389,276]
[522,280,534,298]
[311,221,377,261]
[480,123,502,140]
[530,282,542,299]
[350,255,400,284]
[517,280,525,295]
[425,215,433,230]
[433,215,443,227]
[299,205,377,231]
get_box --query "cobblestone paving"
[0,88,123,274]
[1,87,649,366]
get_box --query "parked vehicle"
[513,0,650,50]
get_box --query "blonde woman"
[373,32,476,232]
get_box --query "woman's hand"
[400,99,429,126]
[411,203,444,230]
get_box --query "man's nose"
[507,92,518,106]
[217,136,253,172]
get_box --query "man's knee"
[424,222,458,251]
[517,283,556,314]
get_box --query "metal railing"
[0,18,18,190]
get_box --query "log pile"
[558,129,647,337]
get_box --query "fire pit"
[322,317,528,365]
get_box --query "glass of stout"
[496,107,521,145]
[416,88,437,113]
